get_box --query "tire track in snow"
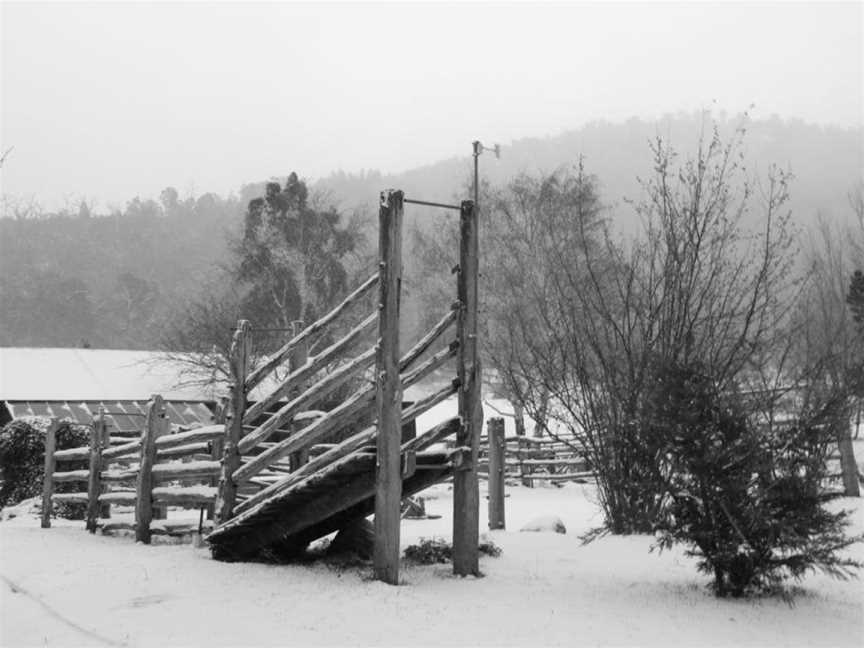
[1,573,128,647]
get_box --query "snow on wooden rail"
[209,417,462,544]
[237,347,377,456]
[41,397,223,543]
[232,383,460,516]
[244,272,380,392]
[232,336,458,486]
[244,312,378,425]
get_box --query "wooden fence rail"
[244,272,380,392]
[40,395,220,542]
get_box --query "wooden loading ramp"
[206,446,459,562]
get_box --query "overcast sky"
[1,1,861,211]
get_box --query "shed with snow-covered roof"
[0,347,218,430]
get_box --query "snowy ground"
[1,480,862,648]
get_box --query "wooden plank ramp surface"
[206,448,455,562]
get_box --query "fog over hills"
[316,113,863,234]
[1,113,861,350]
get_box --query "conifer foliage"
[650,361,863,597]
[236,172,357,332]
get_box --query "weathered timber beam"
[153,425,224,450]
[136,397,166,544]
[245,273,379,391]
[373,188,404,585]
[517,458,588,467]
[401,340,458,390]
[399,307,457,372]
[516,471,596,481]
[101,468,139,482]
[237,346,377,455]
[231,384,459,516]
[41,419,58,528]
[98,492,137,505]
[210,453,377,542]
[52,447,90,462]
[401,412,461,454]
[453,197,481,576]
[51,470,90,482]
[151,460,221,482]
[232,338,456,487]
[233,384,377,484]
[152,486,217,505]
[156,442,210,459]
[244,312,377,425]
[51,492,89,503]
[86,413,108,533]
[99,519,215,534]
[102,439,142,461]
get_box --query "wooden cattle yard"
[40,188,482,585]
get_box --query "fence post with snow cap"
[135,396,164,543]
[40,418,59,529]
[215,320,250,525]
[86,410,108,532]
[487,417,506,530]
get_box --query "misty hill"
[317,112,862,233]
[1,113,860,350]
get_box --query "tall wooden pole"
[453,198,481,576]
[216,320,251,524]
[41,418,59,529]
[487,417,506,530]
[373,189,404,585]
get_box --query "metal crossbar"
[404,198,462,211]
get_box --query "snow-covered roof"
[0,347,221,402]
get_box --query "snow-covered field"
[1,481,862,648]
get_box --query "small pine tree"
[649,361,863,597]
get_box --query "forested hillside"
[318,113,862,232]
[1,113,860,350]
[0,192,242,348]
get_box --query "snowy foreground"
[1,482,862,648]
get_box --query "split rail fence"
[41,395,225,539]
[39,189,481,586]
[478,418,592,487]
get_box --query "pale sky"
[1,1,862,211]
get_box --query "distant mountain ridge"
[315,113,863,233]
[1,113,860,350]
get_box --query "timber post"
[85,409,107,532]
[487,417,506,530]
[215,320,251,524]
[453,198,482,576]
[838,420,860,497]
[41,418,59,529]
[207,396,228,521]
[373,189,404,585]
[135,396,164,543]
[289,320,311,472]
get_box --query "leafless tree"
[484,120,802,533]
